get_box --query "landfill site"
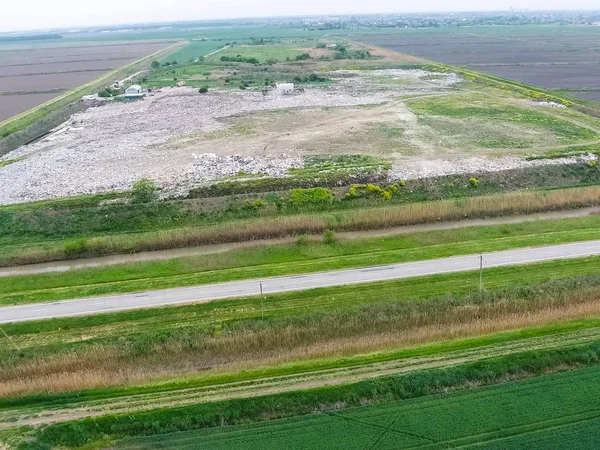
[0,68,591,205]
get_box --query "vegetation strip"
[112,367,600,450]
[2,323,600,426]
[3,268,600,405]
[16,343,600,449]
[2,214,600,305]
[3,184,600,267]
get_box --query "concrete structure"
[124,85,145,99]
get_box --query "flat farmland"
[115,365,600,449]
[0,40,175,121]
[353,25,600,103]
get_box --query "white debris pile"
[191,153,303,178]
[537,101,567,109]
[390,154,599,180]
[331,69,462,89]
[0,82,415,205]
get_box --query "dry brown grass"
[71,186,600,254]
[3,186,600,267]
[2,286,600,398]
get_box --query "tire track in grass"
[3,327,600,428]
[404,409,600,450]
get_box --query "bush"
[588,160,597,168]
[290,188,334,206]
[295,53,311,61]
[399,180,406,187]
[131,179,157,204]
[198,86,209,94]
[316,42,327,49]
[469,177,479,187]
[151,61,160,70]
[64,239,88,257]
[296,234,309,246]
[323,229,336,244]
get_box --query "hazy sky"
[2,0,599,32]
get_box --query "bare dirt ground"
[353,26,600,102]
[0,40,175,121]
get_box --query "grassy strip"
[0,157,24,168]
[3,184,600,267]
[20,342,600,449]
[526,143,600,161]
[2,214,600,305]
[4,314,600,410]
[2,263,600,404]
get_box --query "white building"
[276,83,295,95]
[124,85,145,99]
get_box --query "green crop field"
[161,40,224,63]
[115,366,600,450]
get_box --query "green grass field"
[161,40,224,63]
[114,365,600,450]
[407,93,599,150]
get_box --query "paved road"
[1,240,599,324]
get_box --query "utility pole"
[260,282,264,320]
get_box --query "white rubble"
[0,71,453,205]
[390,154,599,180]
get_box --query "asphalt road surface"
[1,240,599,324]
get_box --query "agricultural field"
[0,40,176,121]
[114,366,600,450]
[353,25,600,102]
[3,22,600,450]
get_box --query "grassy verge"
[2,214,600,305]
[3,184,600,267]
[3,262,600,399]
[16,344,600,449]
[4,315,600,409]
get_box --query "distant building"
[124,85,145,99]
[276,83,295,95]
